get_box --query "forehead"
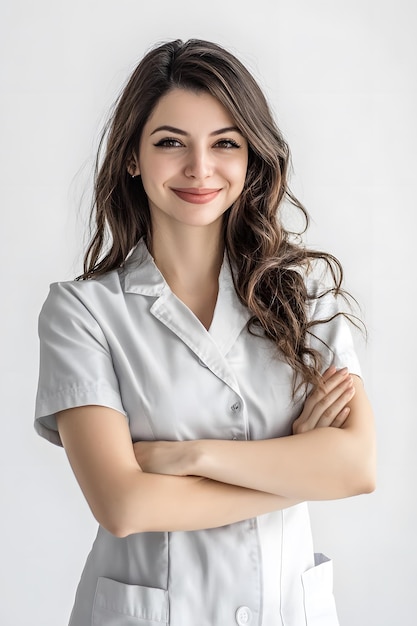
[144,88,236,131]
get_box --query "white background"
[1,1,416,624]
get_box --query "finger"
[321,365,337,382]
[302,376,355,429]
[322,367,351,390]
[311,368,350,404]
[295,393,352,434]
[321,365,349,384]
[294,368,352,433]
[314,385,356,428]
[311,407,351,431]
[302,368,350,420]
[329,406,351,428]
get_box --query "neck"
[150,225,224,293]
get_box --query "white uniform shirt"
[35,239,361,626]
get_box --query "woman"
[34,39,376,626]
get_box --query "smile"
[171,188,222,204]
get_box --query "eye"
[214,138,241,149]
[153,137,184,148]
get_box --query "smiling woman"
[34,38,375,626]
[128,89,249,235]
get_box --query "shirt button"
[236,606,252,625]
[230,401,241,413]
[198,358,208,368]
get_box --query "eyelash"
[216,139,241,149]
[154,138,183,148]
[153,138,241,149]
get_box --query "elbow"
[362,463,377,494]
[99,515,145,538]
[341,472,375,499]
[360,465,377,495]
[104,503,148,537]
[92,499,145,538]
[353,474,376,496]
[103,518,136,539]
[91,510,130,538]
[349,451,377,496]
[94,471,167,536]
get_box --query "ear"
[127,156,140,177]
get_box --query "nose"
[184,146,213,179]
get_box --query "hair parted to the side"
[80,38,361,393]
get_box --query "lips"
[171,187,221,204]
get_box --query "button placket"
[229,396,248,440]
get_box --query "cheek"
[228,158,248,189]
[140,156,172,190]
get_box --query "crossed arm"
[56,367,376,537]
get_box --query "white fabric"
[35,239,360,625]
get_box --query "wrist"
[187,440,209,477]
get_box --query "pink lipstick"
[171,188,221,204]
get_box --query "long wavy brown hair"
[81,38,360,392]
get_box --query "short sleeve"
[34,282,126,447]
[307,283,362,378]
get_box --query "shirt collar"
[121,238,252,357]
[121,238,239,297]
[121,239,168,296]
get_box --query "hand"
[292,366,355,435]
[133,440,197,476]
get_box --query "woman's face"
[134,88,248,234]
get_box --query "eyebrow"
[150,125,242,137]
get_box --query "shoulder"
[303,278,362,373]
[48,269,123,299]
[304,278,348,322]
[40,270,125,326]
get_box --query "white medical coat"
[35,239,361,626]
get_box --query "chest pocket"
[92,577,169,625]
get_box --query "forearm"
[187,377,376,501]
[192,429,372,501]
[111,471,300,536]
